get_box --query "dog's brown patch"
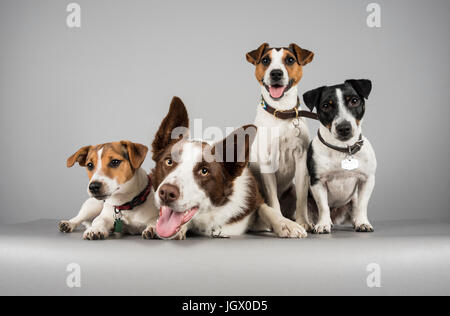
[288,43,314,66]
[246,43,269,65]
[283,50,303,87]
[152,96,189,162]
[68,141,148,184]
[151,141,182,191]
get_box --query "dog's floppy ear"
[345,79,372,99]
[152,96,189,161]
[67,145,91,168]
[120,141,148,169]
[213,125,257,178]
[246,43,269,65]
[303,86,325,112]
[289,43,314,66]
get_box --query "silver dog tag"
[341,156,359,170]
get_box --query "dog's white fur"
[310,88,377,233]
[250,48,312,233]
[60,149,158,240]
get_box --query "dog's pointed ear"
[289,43,314,66]
[120,141,148,169]
[246,43,269,65]
[152,96,189,161]
[67,145,91,168]
[303,86,325,112]
[213,125,257,178]
[345,79,372,99]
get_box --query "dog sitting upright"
[151,97,306,240]
[303,80,377,233]
[59,141,159,240]
[246,43,315,233]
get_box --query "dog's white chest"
[253,110,309,170]
[313,138,377,207]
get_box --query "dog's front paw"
[273,218,307,238]
[354,222,374,233]
[172,232,186,240]
[172,227,187,240]
[313,221,332,234]
[83,227,109,240]
[296,220,314,233]
[142,226,158,239]
[58,221,74,233]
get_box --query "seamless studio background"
[0,0,449,224]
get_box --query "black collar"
[113,175,152,212]
[261,96,318,121]
[318,131,364,155]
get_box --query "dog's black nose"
[159,184,180,204]
[89,181,102,194]
[270,69,284,82]
[336,122,352,138]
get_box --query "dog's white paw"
[172,229,187,240]
[313,221,332,234]
[354,221,374,233]
[142,226,158,239]
[273,218,307,238]
[58,221,74,233]
[83,227,109,240]
[296,219,314,233]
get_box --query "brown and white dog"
[59,141,159,240]
[151,97,306,240]
[246,43,315,233]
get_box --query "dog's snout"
[270,69,283,82]
[89,181,102,194]
[159,184,180,204]
[336,121,352,138]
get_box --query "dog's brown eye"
[200,167,209,176]
[109,159,121,168]
[261,57,270,66]
[87,162,94,171]
[285,56,295,65]
[349,97,361,107]
[165,159,173,167]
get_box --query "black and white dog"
[303,80,377,234]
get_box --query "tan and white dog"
[246,43,315,233]
[59,141,159,240]
[151,97,306,240]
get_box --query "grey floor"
[0,219,449,296]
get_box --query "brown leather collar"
[318,131,364,155]
[261,96,318,120]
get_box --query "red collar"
[114,175,152,211]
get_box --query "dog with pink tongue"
[151,97,307,240]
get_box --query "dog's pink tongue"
[156,206,185,238]
[269,86,285,99]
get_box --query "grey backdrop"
[0,0,449,224]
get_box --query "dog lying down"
[59,141,158,240]
[151,97,306,240]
